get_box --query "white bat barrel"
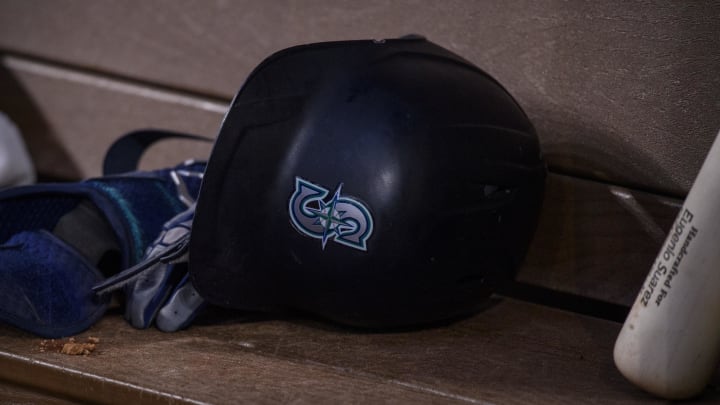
[614,130,720,399]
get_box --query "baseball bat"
[614,129,720,399]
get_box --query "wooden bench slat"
[0,380,78,405]
[0,55,221,179]
[3,299,716,404]
[2,1,718,195]
[519,174,681,309]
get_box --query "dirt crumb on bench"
[39,336,100,356]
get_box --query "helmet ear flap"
[189,37,546,328]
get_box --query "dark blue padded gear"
[0,231,107,338]
[0,161,205,337]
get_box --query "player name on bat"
[614,129,720,399]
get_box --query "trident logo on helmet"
[289,177,374,251]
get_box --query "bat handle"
[614,130,720,399]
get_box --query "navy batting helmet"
[189,37,546,327]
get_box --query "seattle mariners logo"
[289,177,374,251]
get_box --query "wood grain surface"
[518,174,681,309]
[0,55,220,179]
[1,1,719,194]
[2,300,717,404]
[0,380,78,405]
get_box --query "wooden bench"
[1,1,719,403]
